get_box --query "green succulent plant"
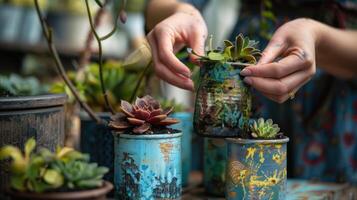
[0,138,108,193]
[188,34,262,64]
[250,118,282,139]
[0,74,48,97]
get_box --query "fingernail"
[243,77,252,85]
[240,68,252,76]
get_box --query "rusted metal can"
[114,132,182,199]
[194,62,252,137]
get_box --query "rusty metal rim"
[225,136,289,144]
[0,94,67,110]
[116,132,183,140]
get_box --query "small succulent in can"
[109,95,180,134]
[250,118,283,139]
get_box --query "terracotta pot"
[6,181,113,200]
[194,61,252,137]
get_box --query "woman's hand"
[147,4,207,91]
[241,18,318,103]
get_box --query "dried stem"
[130,61,152,103]
[34,0,103,124]
[85,0,115,114]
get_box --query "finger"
[241,51,311,79]
[154,28,192,78]
[258,38,288,64]
[188,29,207,62]
[243,69,311,96]
[147,33,194,91]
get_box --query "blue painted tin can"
[80,112,114,183]
[203,138,227,196]
[170,112,193,186]
[226,137,289,200]
[114,132,182,199]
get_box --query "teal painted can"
[225,137,289,200]
[80,113,114,183]
[203,138,227,196]
[114,132,182,199]
[194,62,252,138]
[170,112,193,186]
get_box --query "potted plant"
[162,99,193,186]
[50,60,145,183]
[109,95,182,199]
[0,74,66,191]
[203,138,227,196]
[226,118,288,200]
[0,138,113,200]
[192,34,261,137]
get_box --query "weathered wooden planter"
[225,137,289,200]
[80,113,114,183]
[6,181,113,200]
[203,138,227,196]
[114,132,182,199]
[0,94,66,191]
[194,62,252,137]
[170,112,193,186]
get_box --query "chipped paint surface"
[193,62,252,137]
[114,133,182,199]
[160,142,173,163]
[226,139,288,200]
[203,138,227,196]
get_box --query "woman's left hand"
[240,18,318,103]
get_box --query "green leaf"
[0,146,26,174]
[10,175,26,191]
[25,138,36,159]
[223,46,233,60]
[43,169,64,188]
[76,179,103,189]
[224,40,233,47]
[235,34,244,57]
[208,52,225,61]
[262,11,276,21]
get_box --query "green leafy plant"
[109,95,179,134]
[50,60,127,111]
[0,74,48,97]
[188,34,262,64]
[0,138,108,193]
[249,118,283,139]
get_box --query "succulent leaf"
[110,95,179,134]
[250,118,282,139]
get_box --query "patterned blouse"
[189,0,357,183]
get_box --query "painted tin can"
[80,112,114,183]
[114,132,182,200]
[225,137,289,200]
[194,62,252,137]
[203,138,227,196]
[170,112,193,186]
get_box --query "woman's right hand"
[147,4,207,91]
